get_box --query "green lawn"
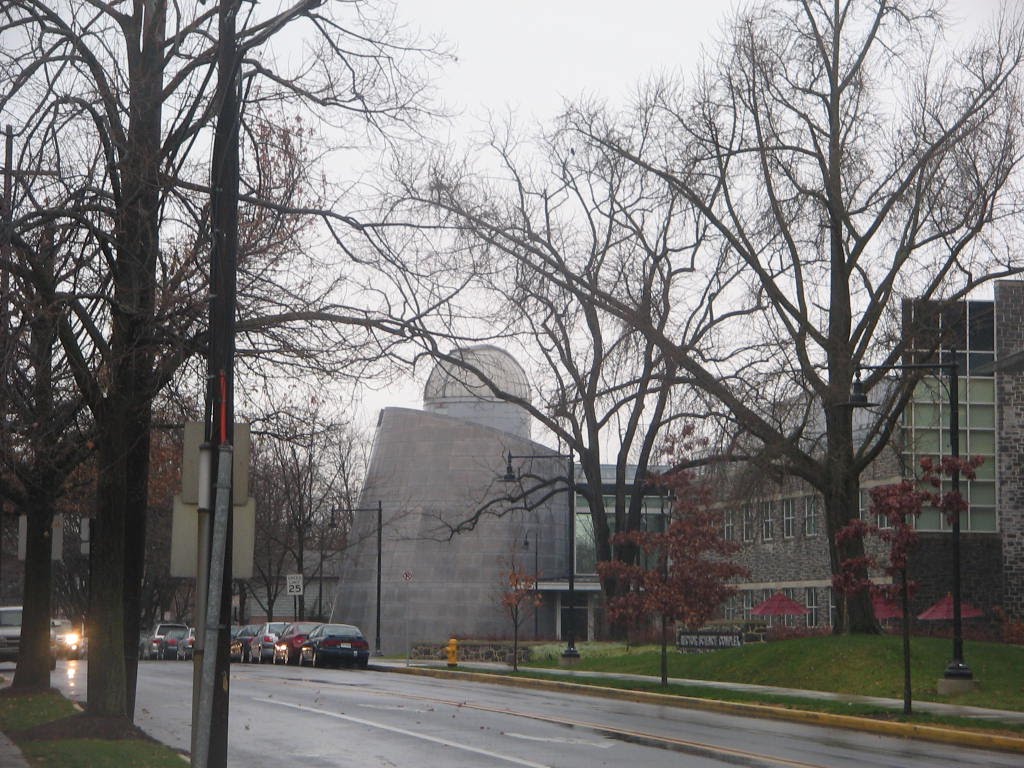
[0,688,185,768]
[525,635,1024,711]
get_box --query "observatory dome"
[423,345,531,437]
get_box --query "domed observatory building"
[334,346,571,655]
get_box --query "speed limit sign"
[286,573,304,595]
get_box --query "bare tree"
[247,395,366,622]
[377,126,745,633]
[0,0,443,720]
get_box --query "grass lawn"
[0,686,185,768]
[524,635,1024,712]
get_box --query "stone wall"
[996,281,1024,619]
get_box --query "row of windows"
[724,496,820,543]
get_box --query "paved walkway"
[0,730,29,768]
[380,659,1024,725]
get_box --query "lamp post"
[332,501,384,655]
[504,450,579,659]
[851,349,971,682]
[522,529,540,639]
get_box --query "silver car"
[248,622,287,663]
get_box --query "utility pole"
[193,1,240,766]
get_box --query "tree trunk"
[823,384,878,634]
[87,430,129,718]
[11,489,54,691]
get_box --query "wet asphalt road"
[50,659,1021,768]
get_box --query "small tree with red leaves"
[598,465,748,686]
[834,455,983,714]
[501,560,542,672]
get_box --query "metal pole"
[945,352,972,679]
[533,527,539,640]
[563,454,579,658]
[193,445,232,768]
[375,500,383,655]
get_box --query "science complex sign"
[676,628,743,651]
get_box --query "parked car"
[176,627,197,661]
[230,625,257,663]
[140,622,189,660]
[159,627,190,660]
[273,622,320,665]
[51,618,84,660]
[0,606,57,670]
[248,622,287,664]
[298,623,370,669]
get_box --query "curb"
[373,664,1024,755]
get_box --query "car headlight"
[61,633,80,647]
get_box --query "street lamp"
[524,532,540,638]
[332,501,384,656]
[504,450,579,659]
[851,349,972,682]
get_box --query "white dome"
[423,345,531,405]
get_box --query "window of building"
[742,506,755,542]
[782,499,795,539]
[903,300,998,533]
[783,588,800,627]
[761,501,774,541]
[806,588,819,627]
[804,496,819,537]
[724,510,735,542]
[742,591,754,621]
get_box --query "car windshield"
[165,628,188,639]
[320,624,360,637]
[268,623,287,634]
[291,623,319,634]
[0,609,21,627]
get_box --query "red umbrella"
[751,592,809,616]
[872,594,903,620]
[916,593,984,621]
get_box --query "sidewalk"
[0,730,29,768]
[373,659,1024,725]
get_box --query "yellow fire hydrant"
[445,637,459,668]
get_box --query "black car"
[229,624,257,663]
[298,623,369,669]
[159,627,190,660]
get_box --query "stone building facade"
[724,281,1024,624]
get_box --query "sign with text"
[676,628,743,652]
[286,574,304,596]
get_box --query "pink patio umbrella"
[916,593,984,621]
[751,592,810,617]
[872,594,904,620]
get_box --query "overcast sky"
[354,0,1009,421]
[401,0,1002,135]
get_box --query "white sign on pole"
[286,573,304,596]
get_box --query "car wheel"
[288,652,299,666]
[358,659,368,670]
[312,650,320,668]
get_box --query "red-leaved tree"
[598,466,748,685]
[834,455,984,713]
[500,560,542,672]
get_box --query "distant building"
[720,281,1024,624]
[334,345,575,654]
